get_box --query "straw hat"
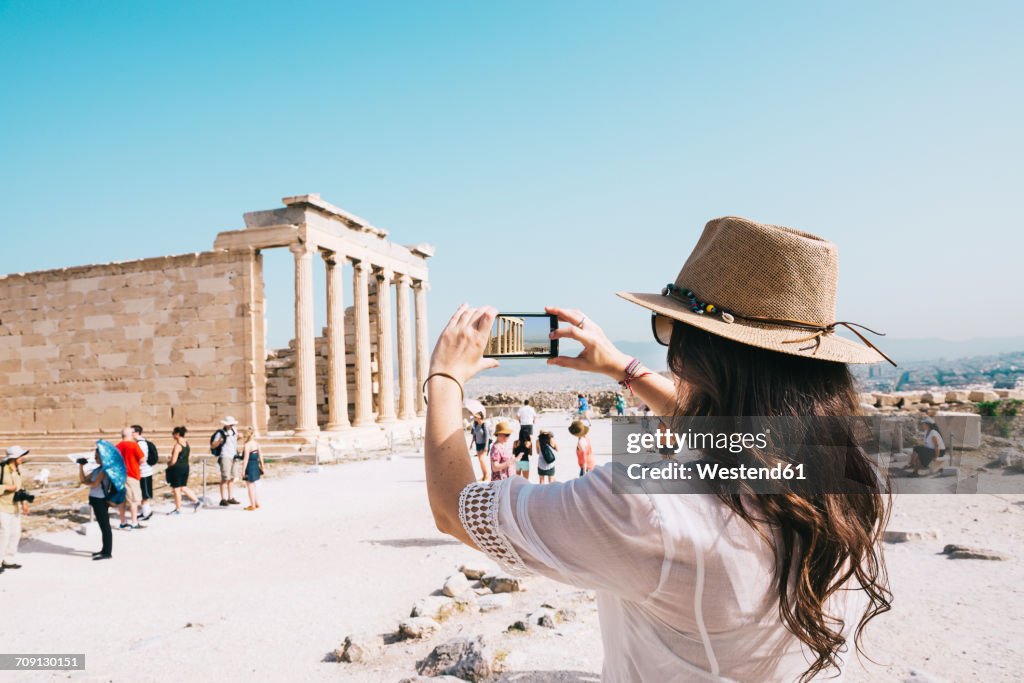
[617,216,895,365]
[494,421,513,436]
[568,420,589,437]
[221,416,239,426]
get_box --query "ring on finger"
[577,315,587,329]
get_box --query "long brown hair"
[666,323,891,682]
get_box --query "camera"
[13,489,35,504]
[76,457,89,465]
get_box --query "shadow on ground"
[22,538,92,557]
[493,671,600,682]
[365,538,462,548]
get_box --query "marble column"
[375,268,397,423]
[323,251,350,430]
[413,281,429,416]
[352,260,374,426]
[290,241,319,436]
[395,274,416,420]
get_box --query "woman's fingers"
[550,325,587,343]
[547,355,586,370]
[544,306,584,326]
[469,306,498,332]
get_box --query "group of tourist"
[0,416,268,565]
[468,400,596,482]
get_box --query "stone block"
[968,390,999,402]
[919,392,944,405]
[944,390,969,403]
[84,315,115,330]
[932,412,981,449]
[874,393,899,407]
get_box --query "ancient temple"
[0,194,431,457]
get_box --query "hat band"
[662,283,897,367]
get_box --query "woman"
[512,433,532,479]
[78,449,112,560]
[0,447,29,570]
[614,392,626,417]
[569,420,594,476]
[907,417,946,475]
[166,426,201,514]
[536,430,558,484]
[424,217,894,681]
[468,413,492,481]
[488,422,514,481]
[241,427,265,510]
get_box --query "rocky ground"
[2,414,1021,682]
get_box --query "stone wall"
[0,250,266,436]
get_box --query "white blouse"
[459,463,866,682]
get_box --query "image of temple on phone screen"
[486,315,551,356]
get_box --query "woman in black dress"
[166,426,201,514]
[241,427,265,511]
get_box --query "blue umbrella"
[96,440,127,495]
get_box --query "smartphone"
[483,313,558,359]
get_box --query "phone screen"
[483,313,558,358]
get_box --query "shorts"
[219,456,238,481]
[515,459,530,472]
[538,467,555,477]
[124,478,142,504]
[139,475,153,500]
[474,442,487,455]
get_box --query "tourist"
[210,416,241,506]
[488,422,514,481]
[0,446,30,571]
[576,393,592,425]
[166,427,201,514]
[131,424,157,521]
[512,432,532,480]
[424,216,895,681]
[116,427,146,530]
[79,449,112,560]
[614,392,626,417]
[907,417,946,475]
[468,413,492,482]
[536,430,558,484]
[569,420,594,475]
[240,427,265,511]
[516,399,536,442]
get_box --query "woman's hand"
[545,306,633,379]
[428,304,500,385]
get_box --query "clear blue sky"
[1,1,1021,352]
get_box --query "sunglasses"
[651,313,675,346]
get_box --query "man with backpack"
[131,425,157,520]
[210,416,241,506]
[115,427,146,530]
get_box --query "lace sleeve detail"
[458,480,530,575]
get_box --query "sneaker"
[141,512,154,521]
[92,554,112,561]
[2,563,21,569]
[168,509,181,516]
[91,551,104,557]
[244,505,256,511]
[193,501,202,512]
[219,500,229,507]
[131,524,145,530]
[227,498,241,505]
[119,523,132,530]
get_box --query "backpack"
[101,473,126,505]
[541,443,556,465]
[210,429,225,457]
[145,441,159,467]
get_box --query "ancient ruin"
[0,194,432,457]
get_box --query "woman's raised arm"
[545,306,677,415]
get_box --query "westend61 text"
[626,461,807,481]
[625,428,769,455]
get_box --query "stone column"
[352,260,374,426]
[395,274,416,420]
[323,251,350,430]
[375,268,397,422]
[414,281,429,415]
[290,241,319,436]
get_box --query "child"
[537,430,558,484]
[489,422,514,481]
[569,420,594,476]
